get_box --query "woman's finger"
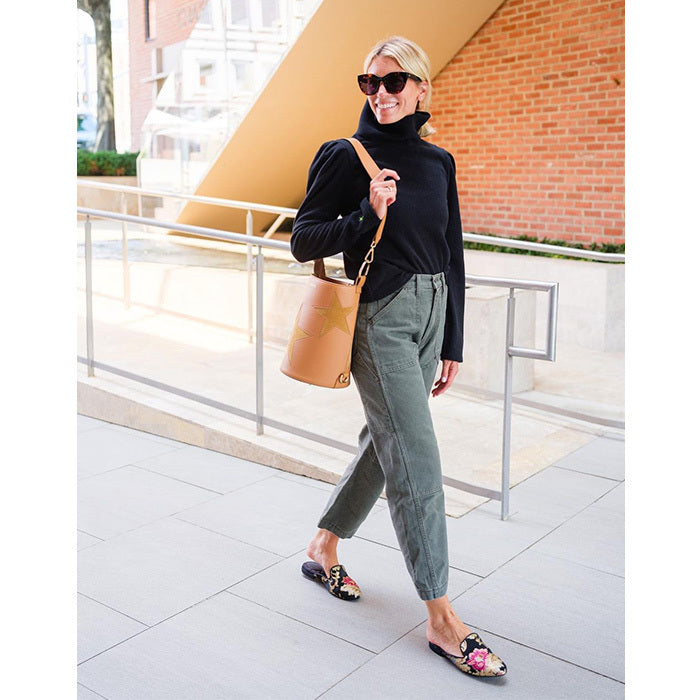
[371,168,400,184]
[431,360,460,397]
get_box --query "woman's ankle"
[307,529,340,573]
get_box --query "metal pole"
[255,246,264,435]
[246,210,254,343]
[501,288,516,520]
[120,192,131,309]
[84,215,95,378]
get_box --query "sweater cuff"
[440,337,463,363]
[357,198,381,231]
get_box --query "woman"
[290,36,507,679]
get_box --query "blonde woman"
[291,36,506,678]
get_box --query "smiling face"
[365,55,427,125]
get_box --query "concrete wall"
[464,249,624,352]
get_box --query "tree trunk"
[78,0,116,151]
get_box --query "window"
[260,0,281,28]
[231,60,255,93]
[229,0,249,28]
[198,0,213,26]
[198,61,215,89]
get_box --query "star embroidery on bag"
[288,308,312,362]
[313,292,354,336]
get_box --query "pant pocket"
[366,277,413,325]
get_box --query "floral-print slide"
[301,561,362,601]
[429,632,507,677]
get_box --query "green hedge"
[77,150,139,176]
[463,232,624,261]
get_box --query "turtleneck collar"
[353,101,431,143]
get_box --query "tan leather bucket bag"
[280,138,386,388]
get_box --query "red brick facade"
[429,0,625,245]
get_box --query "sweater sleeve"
[290,140,380,263]
[441,153,465,362]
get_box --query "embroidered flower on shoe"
[341,575,361,597]
[467,647,489,671]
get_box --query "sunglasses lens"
[357,74,379,95]
[384,73,408,93]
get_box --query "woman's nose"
[376,82,389,98]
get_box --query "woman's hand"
[432,359,460,398]
[369,168,400,220]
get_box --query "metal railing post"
[255,246,264,435]
[120,192,131,309]
[501,288,516,521]
[84,215,95,378]
[246,210,254,344]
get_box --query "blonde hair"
[363,36,436,137]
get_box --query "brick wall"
[429,0,625,245]
[128,0,209,150]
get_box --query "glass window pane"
[229,0,249,27]
[261,0,281,27]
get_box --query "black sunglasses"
[357,71,423,96]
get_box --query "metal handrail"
[77,180,298,217]
[465,274,559,519]
[77,207,290,248]
[77,207,559,520]
[463,232,624,263]
[77,181,625,263]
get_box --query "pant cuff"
[317,518,355,539]
[416,582,449,601]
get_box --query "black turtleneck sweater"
[290,102,465,362]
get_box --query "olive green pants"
[318,272,449,601]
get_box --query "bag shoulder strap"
[344,137,381,179]
[313,138,387,292]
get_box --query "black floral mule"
[429,632,507,677]
[301,561,362,601]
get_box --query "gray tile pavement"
[554,436,625,481]
[77,415,625,698]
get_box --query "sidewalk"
[78,414,624,699]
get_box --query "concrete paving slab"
[78,426,181,479]
[134,443,277,494]
[78,530,103,551]
[319,624,624,699]
[75,415,625,694]
[479,465,621,526]
[78,465,219,539]
[78,517,281,625]
[532,502,624,577]
[77,415,106,433]
[554,436,625,480]
[446,506,554,577]
[77,592,373,700]
[177,475,383,557]
[77,683,107,699]
[592,482,624,513]
[229,536,480,653]
[453,549,624,682]
[78,594,147,664]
